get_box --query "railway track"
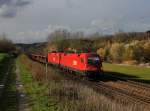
[81,80,150,107]
[98,81,150,106]
[112,80,150,98]
[0,61,12,99]
[59,70,150,109]
[102,74,150,103]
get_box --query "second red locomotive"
[30,52,103,77]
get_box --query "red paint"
[48,53,62,65]
[30,52,103,75]
[48,52,102,72]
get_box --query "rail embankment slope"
[15,54,146,111]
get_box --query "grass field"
[103,63,150,81]
[17,56,53,111]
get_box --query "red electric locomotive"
[47,52,103,77]
[30,52,103,77]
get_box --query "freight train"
[30,52,103,77]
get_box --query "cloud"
[15,25,71,43]
[0,0,31,18]
[65,0,74,8]
[1,0,150,43]
[91,19,117,32]
[75,19,120,35]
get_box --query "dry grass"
[19,54,147,111]
[47,80,146,111]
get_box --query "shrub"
[143,41,150,62]
[0,37,15,53]
[110,43,125,63]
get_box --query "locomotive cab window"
[88,56,100,65]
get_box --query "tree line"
[45,29,150,64]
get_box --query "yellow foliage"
[97,48,105,58]
[110,43,125,62]
[47,43,58,52]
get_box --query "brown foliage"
[0,37,15,53]
[19,55,45,82]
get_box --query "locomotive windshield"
[88,56,100,65]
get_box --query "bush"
[110,43,125,63]
[132,43,144,62]
[97,48,106,58]
[143,41,150,62]
[123,45,134,61]
[0,36,15,53]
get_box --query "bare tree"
[0,34,15,53]
[47,29,70,52]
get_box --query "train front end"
[84,53,103,77]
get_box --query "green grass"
[17,57,57,111]
[0,53,8,61]
[103,63,150,80]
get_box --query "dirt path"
[16,63,30,111]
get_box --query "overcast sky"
[0,0,150,43]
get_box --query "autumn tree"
[123,45,134,61]
[97,48,105,58]
[143,41,150,62]
[47,29,70,52]
[110,43,125,63]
